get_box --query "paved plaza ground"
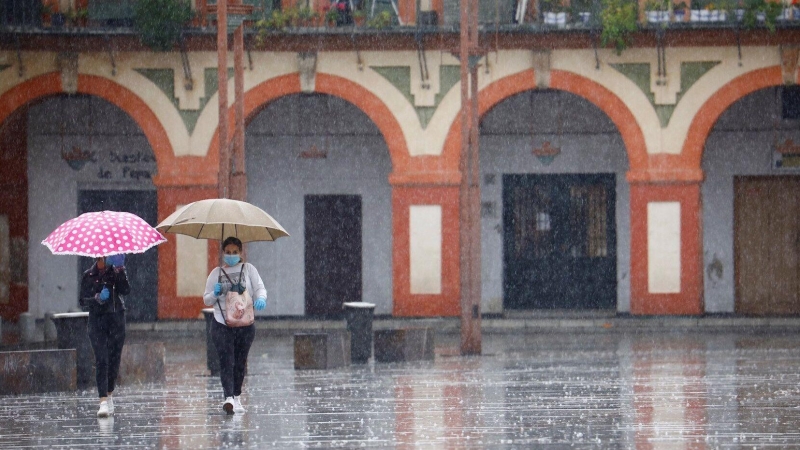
[2,326,800,448]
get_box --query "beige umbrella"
[156,198,289,242]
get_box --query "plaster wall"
[479,90,631,313]
[27,96,156,318]
[702,87,800,313]
[245,94,393,316]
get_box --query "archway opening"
[480,89,630,313]
[244,93,392,318]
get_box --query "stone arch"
[205,73,410,174]
[682,66,783,168]
[441,69,648,175]
[0,73,182,184]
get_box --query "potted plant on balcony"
[66,6,88,27]
[353,8,366,26]
[645,0,671,22]
[40,2,54,27]
[690,0,729,21]
[367,9,392,28]
[325,5,339,26]
[601,0,638,54]
[133,0,193,51]
[542,0,569,25]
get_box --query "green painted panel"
[675,61,719,105]
[372,66,414,106]
[372,65,461,129]
[135,67,233,134]
[611,61,720,128]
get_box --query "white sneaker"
[107,396,115,414]
[233,396,246,414]
[222,397,235,415]
[97,401,110,418]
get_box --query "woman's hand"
[214,283,222,296]
[254,297,266,311]
[98,287,110,303]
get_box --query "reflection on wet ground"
[2,330,800,448]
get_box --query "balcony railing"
[1,0,798,31]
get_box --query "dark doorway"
[503,174,617,310]
[78,190,159,322]
[305,195,362,317]
[734,176,800,315]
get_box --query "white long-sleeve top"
[203,262,267,325]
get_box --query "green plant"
[133,0,193,51]
[739,0,782,31]
[366,9,392,28]
[297,7,316,25]
[645,0,669,11]
[325,6,339,23]
[601,0,638,54]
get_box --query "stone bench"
[374,327,435,363]
[294,331,351,370]
[0,349,77,395]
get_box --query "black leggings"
[88,310,126,398]
[211,320,255,398]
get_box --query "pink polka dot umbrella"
[41,211,167,257]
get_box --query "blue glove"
[254,297,266,311]
[106,254,125,268]
[99,287,110,302]
[213,283,222,296]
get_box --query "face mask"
[223,255,241,266]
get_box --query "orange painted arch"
[440,69,648,176]
[0,73,212,187]
[205,73,411,175]
[682,66,783,169]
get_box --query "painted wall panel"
[647,202,681,294]
[409,205,442,295]
[176,232,208,297]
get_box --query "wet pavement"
[2,329,800,448]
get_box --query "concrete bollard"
[43,312,58,342]
[19,313,37,343]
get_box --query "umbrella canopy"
[42,211,167,257]
[156,198,289,243]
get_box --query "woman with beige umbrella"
[157,198,288,415]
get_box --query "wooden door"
[735,176,800,315]
[503,174,617,310]
[304,195,362,317]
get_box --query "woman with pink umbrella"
[42,210,166,418]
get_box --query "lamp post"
[210,0,253,201]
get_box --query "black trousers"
[211,320,255,398]
[88,309,126,398]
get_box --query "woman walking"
[203,236,267,414]
[80,253,129,418]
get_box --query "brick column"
[629,181,703,315]
[391,183,461,317]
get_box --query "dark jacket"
[80,263,130,315]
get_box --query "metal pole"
[231,24,247,202]
[217,0,229,199]
[459,0,481,355]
